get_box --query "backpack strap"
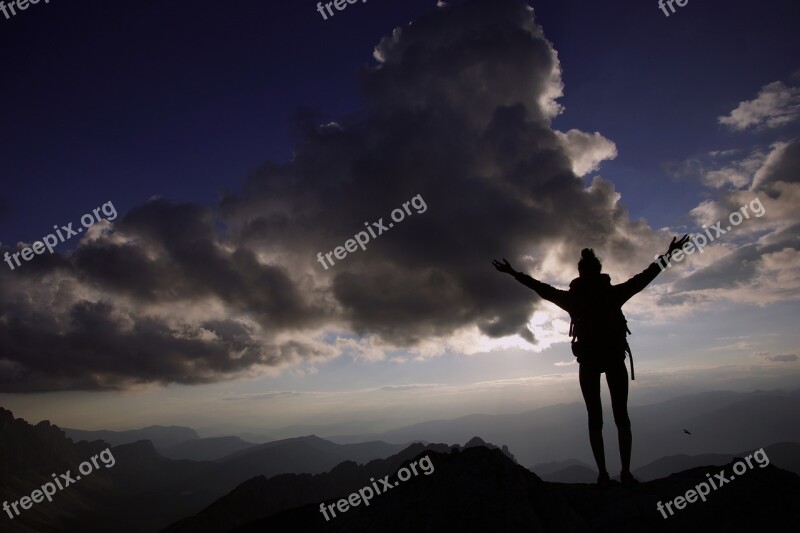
[622,317,633,380]
[624,340,635,380]
[569,316,579,351]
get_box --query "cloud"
[664,157,705,181]
[708,149,740,159]
[378,383,442,391]
[654,135,800,312]
[718,81,800,131]
[751,351,799,363]
[555,129,617,177]
[0,0,680,392]
[751,140,800,191]
[766,354,799,362]
[222,391,314,401]
[702,149,765,189]
[709,341,756,352]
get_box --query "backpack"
[568,277,635,379]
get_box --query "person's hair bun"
[578,248,602,276]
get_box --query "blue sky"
[1,0,799,433]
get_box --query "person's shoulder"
[568,277,581,290]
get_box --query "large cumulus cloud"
[1,0,665,392]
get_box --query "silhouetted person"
[493,236,689,487]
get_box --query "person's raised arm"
[492,258,571,312]
[615,235,690,304]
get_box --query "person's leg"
[579,363,606,478]
[606,359,633,479]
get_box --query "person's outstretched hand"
[666,234,691,255]
[492,258,517,275]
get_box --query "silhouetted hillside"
[744,442,800,475]
[165,435,519,532]
[633,453,733,481]
[462,436,517,462]
[0,407,106,479]
[164,441,454,533]
[234,446,579,532]
[0,408,118,533]
[229,447,800,532]
[632,442,800,480]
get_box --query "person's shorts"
[577,351,627,374]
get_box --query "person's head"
[578,248,602,277]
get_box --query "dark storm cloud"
[0,198,336,391]
[0,304,262,392]
[73,199,326,328]
[1,0,648,391]
[221,0,649,346]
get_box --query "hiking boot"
[620,471,639,486]
[596,471,610,488]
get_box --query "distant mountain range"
[62,427,260,462]
[62,426,200,453]
[3,388,800,531]
[60,389,800,470]
[159,436,257,462]
[329,389,800,471]
[0,409,410,532]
